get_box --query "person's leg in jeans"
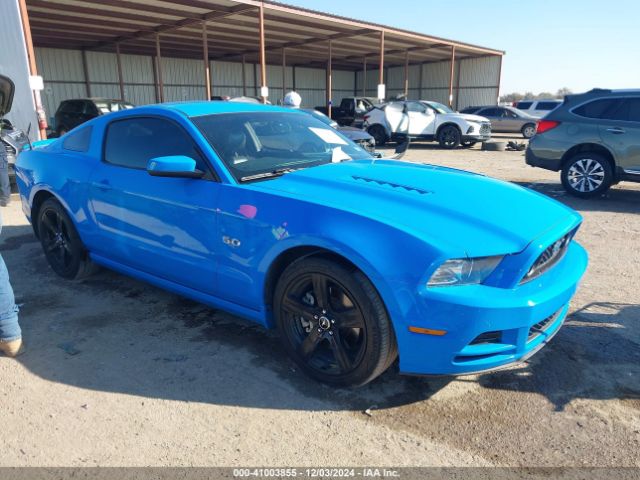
[0,252,21,356]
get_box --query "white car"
[513,99,562,118]
[364,100,491,149]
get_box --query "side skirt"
[90,253,269,328]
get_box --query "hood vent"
[351,175,432,195]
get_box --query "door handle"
[606,127,626,134]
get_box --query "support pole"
[116,42,125,101]
[448,45,456,107]
[258,2,267,103]
[202,20,211,100]
[242,54,247,96]
[418,61,423,100]
[155,33,164,103]
[81,49,91,97]
[455,57,462,110]
[281,48,286,103]
[18,0,47,139]
[362,56,367,97]
[378,30,385,101]
[404,50,409,98]
[326,40,332,118]
[496,54,503,104]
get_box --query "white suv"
[364,100,491,149]
[514,99,561,118]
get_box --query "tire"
[521,123,536,139]
[274,257,397,387]
[561,153,613,198]
[481,141,507,152]
[437,125,461,149]
[367,125,387,147]
[37,198,97,279]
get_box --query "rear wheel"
[521,123,536,139]
[561,153,613,198]
[274,257,396,387]
[367,125,387,147]
[37,198,97,279]
[438,125,461,149]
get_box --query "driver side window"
[104,117,208,172]
[406,102,427,113]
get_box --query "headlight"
[427,256,503,287]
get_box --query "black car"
[302,108,376,154]
[54,98,134,135]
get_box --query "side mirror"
[146,155,205,179]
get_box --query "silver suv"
[526,89,640,197]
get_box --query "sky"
[283,0,640,95]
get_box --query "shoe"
[0,338,24,357]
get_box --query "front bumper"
[396,241,588,375]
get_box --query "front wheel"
[438,125,461,149]
[367,125,387,147]
[274,258,397,387]
[521,123,536,139]
[37,198,97,279]
[561,153,613,198]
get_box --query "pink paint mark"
[237,204,257,219]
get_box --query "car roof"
[147,101,293,117]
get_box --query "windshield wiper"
[240,167,299,182]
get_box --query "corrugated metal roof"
[27,0,503,70]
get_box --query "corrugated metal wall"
[355,55,500,108]
[35,47,357,124]
[35,47,500,122]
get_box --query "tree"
[556,87,573,97]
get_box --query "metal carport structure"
[13,0,504,138]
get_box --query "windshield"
[303,109,339,128]
[192,111,372,182]
[95,101,135,114]
[425,101,454,114]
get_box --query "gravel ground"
[0,134,639,467]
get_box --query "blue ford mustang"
[15,101,588,386]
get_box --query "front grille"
[1,141,16,156]
[527,309,561,341]
[480,123,491,135]
[521,233,571,283]
[470,331,502,345]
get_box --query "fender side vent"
[351,175,431,195]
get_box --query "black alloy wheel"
[37,198,96,279]
[274,258,396,386]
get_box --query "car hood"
[250,160,579,257]
[0,75,15,117]
[444,113,488,123]
[338,126,373,141]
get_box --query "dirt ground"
[0,134,639,467]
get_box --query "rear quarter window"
[516,101,533,110]
[62,126,92,152]
[536,101,560,111]
[573,98,625,120]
